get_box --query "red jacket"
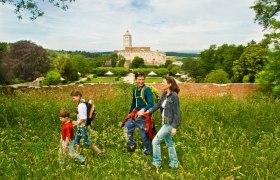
[121,109,156,141]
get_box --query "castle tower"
[123,30,132,49]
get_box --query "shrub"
[205,69,230,84]
[45,71,61,85]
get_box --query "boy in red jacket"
[59,108,85,164]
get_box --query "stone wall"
[1,83,261,99]
[150,83,260,99]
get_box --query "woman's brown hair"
[165,76,180,94]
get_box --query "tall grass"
[0,85,279,179]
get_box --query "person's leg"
[68,141,85,163]
[91,143,102,154]
[124,118,136,151]
[136,117,152,155]
[75,127,82,153]
[165,125,178,168]
[80,127,91,149]
[152,124,171,167]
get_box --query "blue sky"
[0,0,265,52]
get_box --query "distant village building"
[172,61,183,66]
[114,30,166,68]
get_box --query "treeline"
[0,41,124,85]
[181,40,270,83]
[165,52,198,57]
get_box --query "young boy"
[70,90,102,154]
[59,108,85,164]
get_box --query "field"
[0,84,279,179]
[145,77,163,83]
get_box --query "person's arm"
[129,88,136,113]
[63,136,70,153]
[171,94,180,135]
[145,93,164,114]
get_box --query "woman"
[145,76,180,168]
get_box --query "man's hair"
[59,108,70,118]
[135,72,145,79]
[70,90,82,97]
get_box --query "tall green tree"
[62,58,79,81]
[0,42,11,84]
[199,44,217,76]
[164,60,173,68]
[130,56,145,68]
[256,49,280,95]
[252,0,280,95]
[181,57,204,82]
[0,0,75,20]
[232,41,269,83]
[110,53,118,67]
[9,40,50,82]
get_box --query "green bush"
[205,69,230,84]
[45,71,61,85]
[92,67,128,76]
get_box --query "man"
[124,72,154,155]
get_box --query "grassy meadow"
[0,84,279,179]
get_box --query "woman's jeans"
[152,124,178,168]
[124,117,152,154]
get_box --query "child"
[59,108,85,164]
[70,90,102,154]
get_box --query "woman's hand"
[171,128,177,136]
[144,110,150,114]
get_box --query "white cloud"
[0,0,264,51]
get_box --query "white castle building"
[114,31,166,68]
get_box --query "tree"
[181,57,204,81]
[199,44,217,76]
[8,40,50,82]
[0,42,11,84]
[62,58,79,81]
[252,0,280,96]
[110,53,118,67]
[232,41,269,83]
[169,66,181,76]
[205,69,230,84]
[164,60,173,68]
[251,0,280,30]
[130,56,145,68]
[0,0,75,20]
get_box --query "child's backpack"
[81,99,97,127]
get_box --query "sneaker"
[144,150,152,156]
[152,162,161,169]
[123,146,136,153]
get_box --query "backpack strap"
[134,85,148,107]
[140,85,148,105]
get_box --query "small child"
[59,108,85,164]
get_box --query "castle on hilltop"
[114,31,166,68]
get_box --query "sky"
[0,0,266,52]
